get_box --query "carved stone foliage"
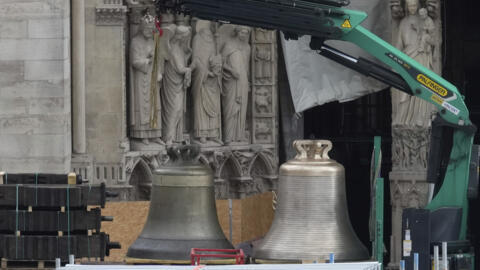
[392,127,430,170]
[122,5,279,199]
[390,179,430,209]
[96,0,127,26]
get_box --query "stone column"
[388,0,442,268]
[72,0,86,154]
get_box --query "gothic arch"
[248,152,276,176]
[219,156,243,180]
[129,158,153,201]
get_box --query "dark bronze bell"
[126,145,233,264]
[254,140,369,262]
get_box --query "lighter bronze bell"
[253,140,369,262]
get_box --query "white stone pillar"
[388,0,442,268]
[72,0,86,154]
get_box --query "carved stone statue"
[160,24,192,145]
[191,20,223,145]
[254,46,271,82]
[391,0,437,128]
[129,17,164,145]
[220,25,251,145]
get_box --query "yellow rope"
[149,33,161,129]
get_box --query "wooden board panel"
[100,192,274,263]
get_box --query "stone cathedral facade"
[0,0,279,201]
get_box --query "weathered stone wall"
[0,0,71,173]
[76,0,127,183]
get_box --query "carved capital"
[96,0,128,26]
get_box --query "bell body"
[127,162,233,262]
[254,140,369,262]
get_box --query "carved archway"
[217,156,243,199]
[249,152,277,193]
[128,158,153,201]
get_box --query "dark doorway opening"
[443,0,480,267]
[303,89,393,257]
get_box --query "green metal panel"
[373,137,383,267]
[375,177,384,268]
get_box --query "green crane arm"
[323,8,475,239]
[341,24,475,240]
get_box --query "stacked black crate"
[0,173,120,266]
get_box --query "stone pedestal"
[388,171,430,268]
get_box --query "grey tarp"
[281,0,391,113]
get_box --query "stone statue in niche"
[391,0,437,128]
[218,25,251,145]
[191,20,223,145]
[254,46,272,82]
[160,24,192,145]
[417,8,435,56]
[129,15,165,145]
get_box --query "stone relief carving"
[129,15,164,145]
[255,119,273,142]
[95,0,128,26]
[255,45,272,83]
[254,28,272,43]
[255,87,272,114]
[219,25,252,145]
[122,4,278,199]
[191,20,223,145]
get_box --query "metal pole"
[434,245,439,270]
[413,253,418,270]
[228,199,233,242]
[442,242,448,270]
[55,258,61,269]
[69,254,75,265]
